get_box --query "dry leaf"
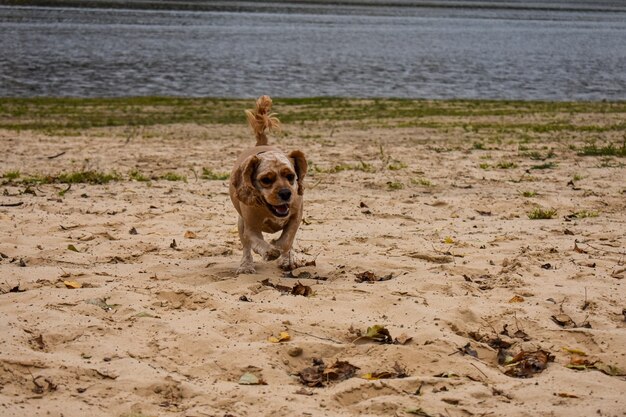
[63,280,82,289]
[291,282,313,297]
[509,295,525,303]
[562,347,587,356]
[298,359,359,387]
[551,313,576,328]
[504,349,553,378]
[268,331,290,343]
[67,244,79,252]
[354,324,393,344]
[556,392,579,398]
[184,230,197,239]
[323,360,360,381]
[459,342,478,358]
[238,372,266,385]
[354,271,393,283]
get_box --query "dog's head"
[233,150,307,217]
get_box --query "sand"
[0,113,625,417]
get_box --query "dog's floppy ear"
[233,155,263,206]
[289,150,307,195]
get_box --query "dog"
[229,96,307,274]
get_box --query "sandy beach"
[0,98,625,417]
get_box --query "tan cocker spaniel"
[229,96,307,274]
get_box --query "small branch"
[292,329,344,345]
[470,362,489,379]
[47,151,66,159]
[577,240,626,256]
[0,202,23,207]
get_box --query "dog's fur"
[229,96,307,274]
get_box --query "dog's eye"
[260,177,273,185]
[286,174,295,183]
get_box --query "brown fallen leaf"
[298,359,360,387]
[573,242,587,254]
[63,280,82,289]
[354,271,393,283]
[261,279,312,297]
[260,279,293,294]
[291,282,313,297]
[323,360,360,382]
[551,313,577,328]
[556,392,579,398]
[184,230,197,239]
[509,295,525,303]
[504,349,553,378]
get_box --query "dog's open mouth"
[268,203,290,218]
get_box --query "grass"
[201,167,229,180]
[315,161,376,174]
[1,169,203,185]
[161,172,187,182]
[387,181,404,190]
[572,210,599,219]
[2,170,20,180]
[522,150,556,160]
[411,177,434,187]
[528,207,558,220]
[530,162,558,170]
[572,173,584,181]
[129,169,150,182]
[9,170,122,185]
[2,97,626,133]
[387,161,407,171]
[578,141,626,157]
[57,171,121,184]
[521,191,537,197]
[496,161,517,169]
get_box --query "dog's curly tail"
[245,95,281,146]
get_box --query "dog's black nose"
[278,189,292,201]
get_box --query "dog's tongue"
[274,204,289,215]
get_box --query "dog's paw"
[278,252,296,271]
[263,247,281,261]
[236,264,256,275]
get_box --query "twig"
[470,362,488,379]
[577,240,626,256]
[307,177,324,190]
[0,202,23,207]
[292,329,344,345]
[47,151,66,159]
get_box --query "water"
[1,1,626,100]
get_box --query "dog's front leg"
[236,216,256,274]
[272,215,302,271]
[245,227,280,262]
